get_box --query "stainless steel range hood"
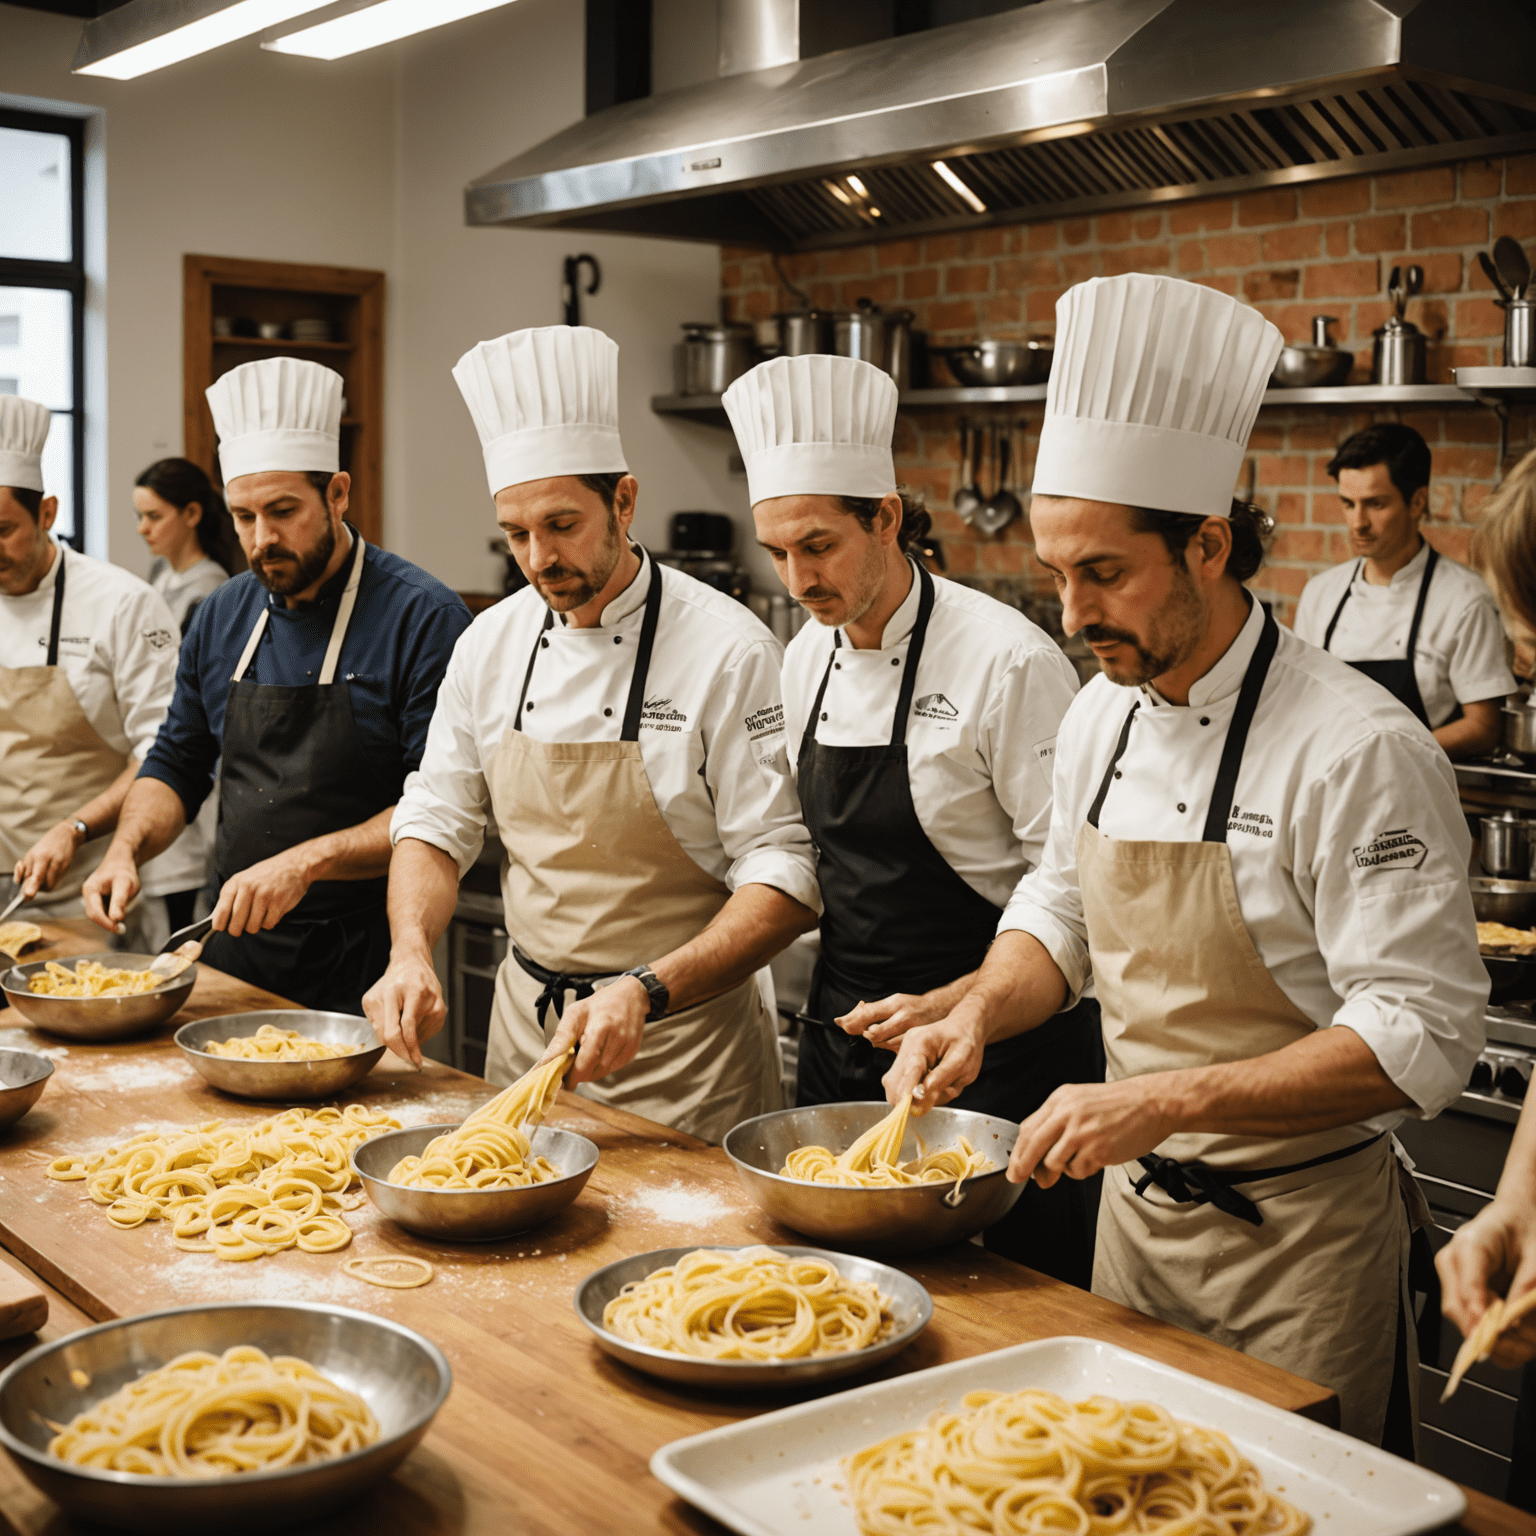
[466,0,1536,251]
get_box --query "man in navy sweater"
[85,358,469,1013]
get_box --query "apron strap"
[1404,544,1439,659]
[890,561,935,749]
[513,943,618,1032]
[803,633,840,744]
[1086,703,1139,830]
[1201,605,1280,843]
[232,609,268,682]
[514,608,555,731]
[1321,561,1361,652]
[620,553,665,742]
[318,530,366,687]
[45,543,65,668]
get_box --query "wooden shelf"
[212,335,354,352]
[185,255,385,547]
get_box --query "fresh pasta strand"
[28,959,167,998]
[343,1255,434,1289]
[602,1246,892,1360]
[781,1094,992,1192]
[386,1047,573,1190]
[1443,1287,1536,1400]
[204,1024,359,1062]
[845,1386,1311,1536]
[48,1345,378,1477]
[46,1104,399,1262]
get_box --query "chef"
[0,395,182,938]
[722,353,1100,1281]
[883,274,1488,1450]
[84,358,470,1013]
[369,326,820,1142]
[1293,422,1511,758]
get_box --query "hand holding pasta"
[48,1346,378,1477]
[602,1246,892,1360]
[204,1025,359,1062]
[781,1094,991,1191]
[29,960,169,998]
[846,1387,1310,1536]
[386,1047,572,1190]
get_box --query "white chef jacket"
[1001,598,1486,1124]
[393,552,821,915]
[1292,541,1514,727]
[149,556,226,633]
[0,543,176,764]
[782,562,1080,909]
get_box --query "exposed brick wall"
[721,156,1536,624]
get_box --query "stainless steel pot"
[1271,314,1354,388]
[772,309,828,356]
[1471,877,1536,929]
[832,299,884,367]
[1481,811,1536,878]
[1372,317,1427,385]
[1503,702,1536,759]
[673,322,753,396]
[884,309,918,390]
[1506,300,1536,368]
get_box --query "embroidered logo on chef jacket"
[1353,828,1428,871]
[142,628,174,650]
[745,703,784,742]
[1227,805,1275,839]
[37,634,91,649]
[640,696,688,732]
[914,692,959,722]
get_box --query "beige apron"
[482,558,781,1144]
[1081,608,1409,1445]
[0,547,128,910]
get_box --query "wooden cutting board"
[0,1264,47,1341]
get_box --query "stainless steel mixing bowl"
[574,1243,932,1389]
[0,954,196,1040]
[0,1300,452,1533]
[1472,877,1536,929]
[0,1048,53,1132]
[939,337,1052,387]
[175,1011,385,1101]
[724,1102,1023,1256]
[353,1122,599,1242]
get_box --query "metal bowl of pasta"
[0,1047,54,1132]
[352,1122,599,1242]
[0,1300,452,1532]
[574,1243,932,1389]
[724,1102,1024,1256]
[174,1011,386,1102]
[0,954,196,1041]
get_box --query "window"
[0,107,85,550]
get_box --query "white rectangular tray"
[651,1336,1466,1536]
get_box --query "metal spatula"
[148,914,215,981]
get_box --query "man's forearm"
[111,776,190,866]
[1495,1092,1536,1209]
[386,837,462,958]
[72,759,141,841]
[1157,1024,1411,1139]
[958,929,1070,1042]
[290,806,396,885]
[1435,700,1502,761]
[651,884,817,1014]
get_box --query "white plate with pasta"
[650,1335,1466,1536]
[575,1244,932,1389]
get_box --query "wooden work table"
[0,919,1527,1536]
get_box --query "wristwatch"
[623,964,670,1021]
[69,818,89,843]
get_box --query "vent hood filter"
[467,0,1536,251]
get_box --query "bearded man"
[365,327,818,1142]
[85,358,470,1013]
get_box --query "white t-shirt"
[1292,541,1514,727]
[782,562,1080,909]
[149,556,226,633]
[393,551,821,919]
[1000,598,1487,1128]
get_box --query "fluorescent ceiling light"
[73,0,334,80]
[932,160,987,214]
[264,0,519,60]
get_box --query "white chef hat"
[452,326,628,498]
[722,354,897,506]
[206,358,343,484]
[1033,274,1282,519]
[0,395,52,494]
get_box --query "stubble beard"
[252,517,338,597]
[534,511,623,613]
[800,538,888,629]
[1085,560,1206,688]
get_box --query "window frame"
[0,105,86,552]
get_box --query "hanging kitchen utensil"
[561,253,601,326]
[1480,250,1515,305]
[975,424,1022,536]
[954,420,983,525]
[1495,236,1531,302]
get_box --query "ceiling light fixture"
[263,0,520,60]
[73,0,334,79]
[826,181,853,206]
[845,174,868,198]
[932,160,987,214]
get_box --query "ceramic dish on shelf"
[574,1243,931,1390]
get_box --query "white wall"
[0,0,753,595]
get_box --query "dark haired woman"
[133,458,241,634]
[723,353,1102,1287]
[130,459,237,934]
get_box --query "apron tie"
[512,945,617,1031]
[1133,1131,1386,1227]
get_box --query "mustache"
[796,587,838,602]
[252,547,298,566]
[1080,624,1143,648]
[536,565,582,584]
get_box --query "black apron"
[1321,545,1451,728]
[796,561,1103,1284]
[202,531,395,1015]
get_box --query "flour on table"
[0,1027,69,1060]
[610,1179,749,1228]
